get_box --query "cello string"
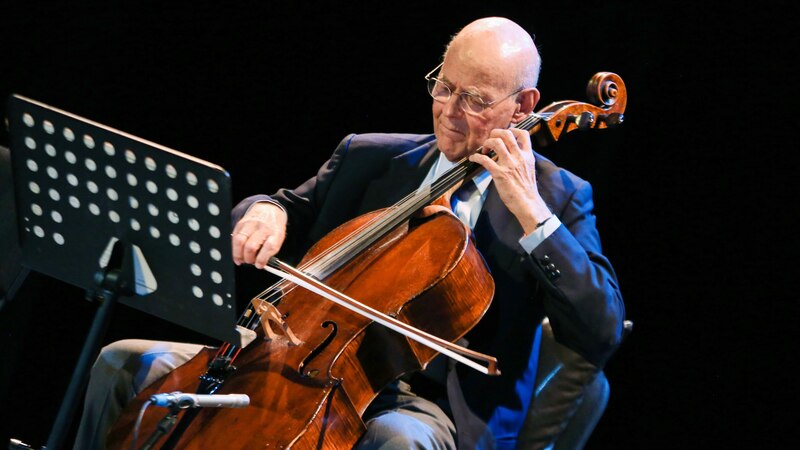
[235,113,546,345]
[242,114,545,316]
[309,112,546,270]
[239,114,545,329]
[275,112,544,277]
[218,112,550,362]
[218,114,547,359]
[250,112,544,292]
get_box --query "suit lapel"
[359,142,439,213]
[476,154,558,264]
[474,183,527,271]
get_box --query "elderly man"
[76,17,624,450]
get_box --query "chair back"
[516,318,632,449]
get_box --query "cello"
[107,72,626,449]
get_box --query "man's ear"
[511,88,540,123]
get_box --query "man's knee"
[358,411,455,450]
[91,339,204,394]
[94,339,148,372]
[75,340,202,450]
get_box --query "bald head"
[432,17,542,160]
[445,17,540,90]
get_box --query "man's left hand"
[468,128,552,234]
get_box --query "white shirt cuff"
[246,199,287,215]
[519,215,561,253]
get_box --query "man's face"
[432,56,521,162]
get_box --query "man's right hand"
[231,202,288,269]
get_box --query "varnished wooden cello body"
[108,72,626,449]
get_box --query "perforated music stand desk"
[6,94,243,448]
[8,93,241,343]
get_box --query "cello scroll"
[529,72,627,147]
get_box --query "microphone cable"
[130,399,152,450]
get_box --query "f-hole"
[299,321,338,378]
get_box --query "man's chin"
[436,138,469,162]
[440,147,466,162]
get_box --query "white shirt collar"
[431,152,492,194]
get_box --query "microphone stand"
[139,405,181,450]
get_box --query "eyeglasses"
[425,62,524,116]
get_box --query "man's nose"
[442,94,463,117]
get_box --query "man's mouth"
[440,121,464,137]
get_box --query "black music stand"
[6,94,243,449]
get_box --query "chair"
[516,317,633,450]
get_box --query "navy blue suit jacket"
[232,133,625,449]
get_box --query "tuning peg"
[567,111,595,131]
[598,113,624,127]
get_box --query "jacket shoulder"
[343,133,436,156]
[534,152,590,208]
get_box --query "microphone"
[149,391,250,409]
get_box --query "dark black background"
[2,1,798,448]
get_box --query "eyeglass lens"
[427,79,485,114]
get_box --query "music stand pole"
[44,241,135,450]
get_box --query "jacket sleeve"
[230,134,356,259]
[524,178,625,367]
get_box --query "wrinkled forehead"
[442,33,522,91]
[440,51,516,94]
